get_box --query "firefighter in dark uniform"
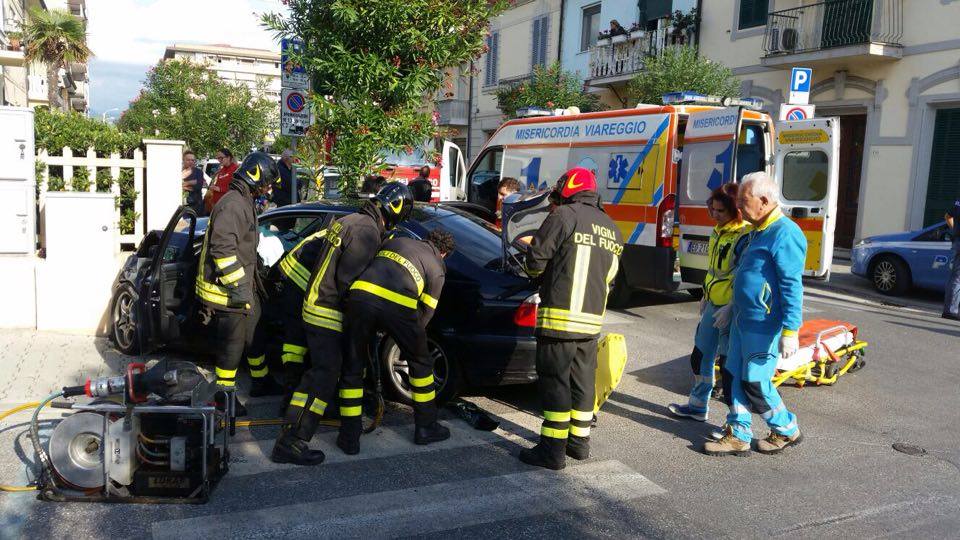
[271,183,414,466]
[519,167,624,470]
[345,229,456,450]
[194,152,280,414]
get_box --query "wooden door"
[835,114,866,248]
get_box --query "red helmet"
[556,167,597,199]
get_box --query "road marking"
[151,459,665,540]
[226,411,540,477]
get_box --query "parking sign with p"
[789,67,812,105]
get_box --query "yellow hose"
[0,402,40,492]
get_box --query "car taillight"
[657,194,676,248]
[514,293,539,327]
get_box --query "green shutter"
[925,108,960,227]
[822,0,873,48]
[641,0,672,21]
[738,0,769,30]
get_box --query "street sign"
[281,38,309,89]
[779,104,816,121]
[789,67,813,104]
[281,88,309,137]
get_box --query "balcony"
[69,62,87,81]
[436,98,470,126]
[761,0,903,69]
[587,27,690,87]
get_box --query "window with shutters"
[580,4,601,52]
[484,31,500,87]
[738,0,769,29]
[531,15,550,68]
[924,108,960,227]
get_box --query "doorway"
[834,114,866,248]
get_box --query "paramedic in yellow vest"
[669,183,750,422]
[520,167,623,471]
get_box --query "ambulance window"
[468,147,503,210]
[781,150,828,202]
[736,124,766,181]
[680,142,727,204]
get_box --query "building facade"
[699,0,960,244]
[163,43,282,106]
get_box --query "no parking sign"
[778,104,816,121]
[281,88,310,137]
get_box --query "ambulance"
[468,92,839,300]
[381,141,469,202]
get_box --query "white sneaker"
[667,403,707,422]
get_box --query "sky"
[86,0,284,120]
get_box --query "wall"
[698,0,960,239]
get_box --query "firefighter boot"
[566,435,590,460]
[270,426,326,466]
[336,417,362,455]
[519,438,567,471]
[249,375,285,398]
[414,422,451,445]
[702,426,751,457]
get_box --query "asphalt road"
[1,286,958,539]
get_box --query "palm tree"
[23,8,93,111]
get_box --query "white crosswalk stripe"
[151,459,665,540]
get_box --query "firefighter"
[519,167,624,471]
[270,182,414,466]
[344,229,456,452]
[194,152,280,414]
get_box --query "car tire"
[870,255,911,296]
[111,283,141,355]
[379,335,462,407]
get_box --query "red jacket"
[207,162,238,210]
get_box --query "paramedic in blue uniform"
[668,183,749,422]
[943,199,960,321]
[705,172,805,456]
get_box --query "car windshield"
[381,145,432,167]
[416,211,518,271]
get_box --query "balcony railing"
[588,27,692,84]
[436,98,470,126]
[763,0,902,57]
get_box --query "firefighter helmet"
[554,167,598,200]
[373,182,414,230]
[234,152,279,191]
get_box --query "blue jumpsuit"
[685,220,750,416]
[943,201,960,318]
[725,208,806,443]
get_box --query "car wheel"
[871,255,911,296]
[379,335,462,407]
[111,283,141,355]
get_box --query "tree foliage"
[627,46,741,106]
[22,8,93,111]
[496,62,605,118]
[34,107,140,156]
[118,60,275,158]
[263,0,508,197]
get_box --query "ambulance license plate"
[686,240,709,256]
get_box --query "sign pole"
[291,137,298,204]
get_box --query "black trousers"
[279,284,309,390]
[212,298,261,388]
[347,300,437,427]
[536,336,598,441]
[283,326,349,441]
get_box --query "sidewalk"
[805,259,944,315]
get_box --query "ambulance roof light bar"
[515,106,582,118]
[660,91,764,111]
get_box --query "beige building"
[1,0,89,113]
[163,43,282,106]
[699,0,960,245]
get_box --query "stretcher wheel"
[847,355,866,373]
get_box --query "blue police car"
[851,222,954,296]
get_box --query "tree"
[22,8,93,111]
[118,60,275,158]
[263,0,507,197]
[496,62,605,118]
[627,46,741,106]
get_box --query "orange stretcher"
[772,319,868,387]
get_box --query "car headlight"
[854,238,872,248]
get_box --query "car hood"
[859,231,914,244]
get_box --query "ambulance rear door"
[677,107,744,285]
[440,140,468,201]
[774,118,840,278]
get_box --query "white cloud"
[86,0,285,65]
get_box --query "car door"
[774,118,840,278]
[677,107,744,282]
[440,140,468,201]
[141,206,198,347]
[907,223,953,290]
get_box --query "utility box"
[0,107,36,255]
[43,192,117,263]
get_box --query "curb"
[805,279,941,315]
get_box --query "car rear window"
[417,211,513,270]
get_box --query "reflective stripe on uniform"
[214,255,237,270]
[570,424,591,437]
[302,313,343,332]
[309,399,327,415]
[283,343,308,355]
[377,250,424,296]
[279,229,327,290]
[247,355,265,367]
[282,343,307,363]
[541,426,569,439]
[302,301,344,332]
[420,293,438,309]
[303,223,342,320]
[250,366,269,378]
[217,379,235,388]
[569,244,592,313]
[412,390,436,403]
[570,409,593,422]
[247,355,268,377]
[340,405,362,417]
[543,410,571,422]
[409,374,434,388]
[219,266,245,286]
[290,392,308,408]
[216,367,237,380]
[350,280,418,309]
[196,280,230,307]
[339,388,363,399]
[537,307,603,335]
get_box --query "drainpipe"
[557,0,565,63]
[694,0,703,54]
[466,60,474,162]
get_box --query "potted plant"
[7,31,23,50]
[629,22,644,39]
[670,8,698,44]
[597,30,611,46]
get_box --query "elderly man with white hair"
[704,171,806,457]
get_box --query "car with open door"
[109,202,539,405]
